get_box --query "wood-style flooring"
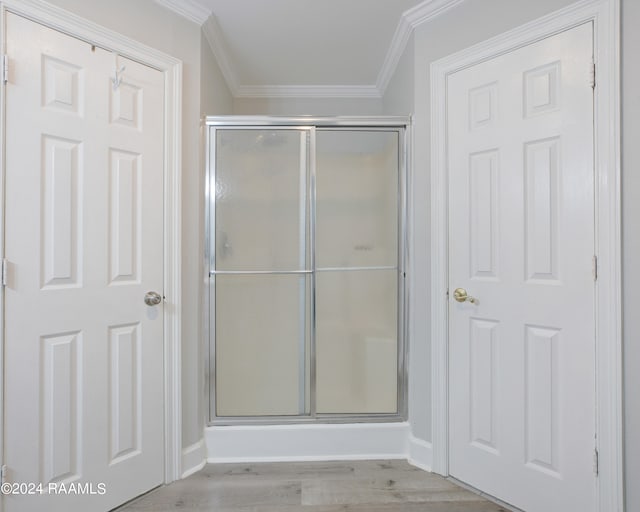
[117,460,507,512]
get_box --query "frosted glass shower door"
[212,129,310,417]
[315,130,400,414]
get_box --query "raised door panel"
[109,149,141,285]
[109,324,142,465]
[42,55,84,116]
[524,62,561,118]
[41,331,82,484]
[469,150,499,280]
[469,82,498,131]
[41,136,83,289]
[110,81,142,129]
[524,138,560,283]
[468,318,500,454]
[524,325,561,477]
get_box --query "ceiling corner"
[376,0,465,97]
[201,14,239,95]
[404,0,465,28]
[376,15,412,95]
[154,0,211,25]
[177,0,465,100]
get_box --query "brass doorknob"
[453,288,477,304]
[144,291,162,306]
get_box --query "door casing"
[430,0,622,511]
[0,0,184,486]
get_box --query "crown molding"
[234,84,381,99]
[202,14,240,95]
[376,0,464,95]
[154,0,210,25]
[404,0,464,26]
[376,14,413,95]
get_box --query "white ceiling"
[154,0,463,97]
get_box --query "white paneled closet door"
[3,13,165,512]
[447,23,596,512]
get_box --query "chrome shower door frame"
[205,116,410,426]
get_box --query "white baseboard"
[205,422,410,463]
[181,439,207,478]
[407,434,433,472]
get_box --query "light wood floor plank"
[116,460,506,512]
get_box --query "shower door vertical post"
[297,130,309,415]
[309,127,317,419]
[398,125,409,420]
[207,126,217,422]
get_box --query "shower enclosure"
[205,117,408,424]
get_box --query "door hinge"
[2,55,8,84]
[589,60,596,89]
[593,448,599,476]
[1,258,7,287]
[1,464,7,485]
[592,255,598,281]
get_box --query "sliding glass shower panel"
[215,129,309,271]
[315,130,400,415]
[215,274,311,416]
[315,130,398,269]
[212,128,310,417]
[316,269,398,414]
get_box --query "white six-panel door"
[3,13,165,512]
[447,23,596,512]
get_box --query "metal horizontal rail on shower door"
[209,270,313,276]
[210,267,398,276]
[315,266,398,273]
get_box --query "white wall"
[201,33,233,117]
[232,97,383,116]
[621,0,639,510]
[382,34,415,116]
[194,29,234,469]
[380,34,428,447]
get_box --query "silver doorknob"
[144,291,162,306]
[453,288,478,304]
